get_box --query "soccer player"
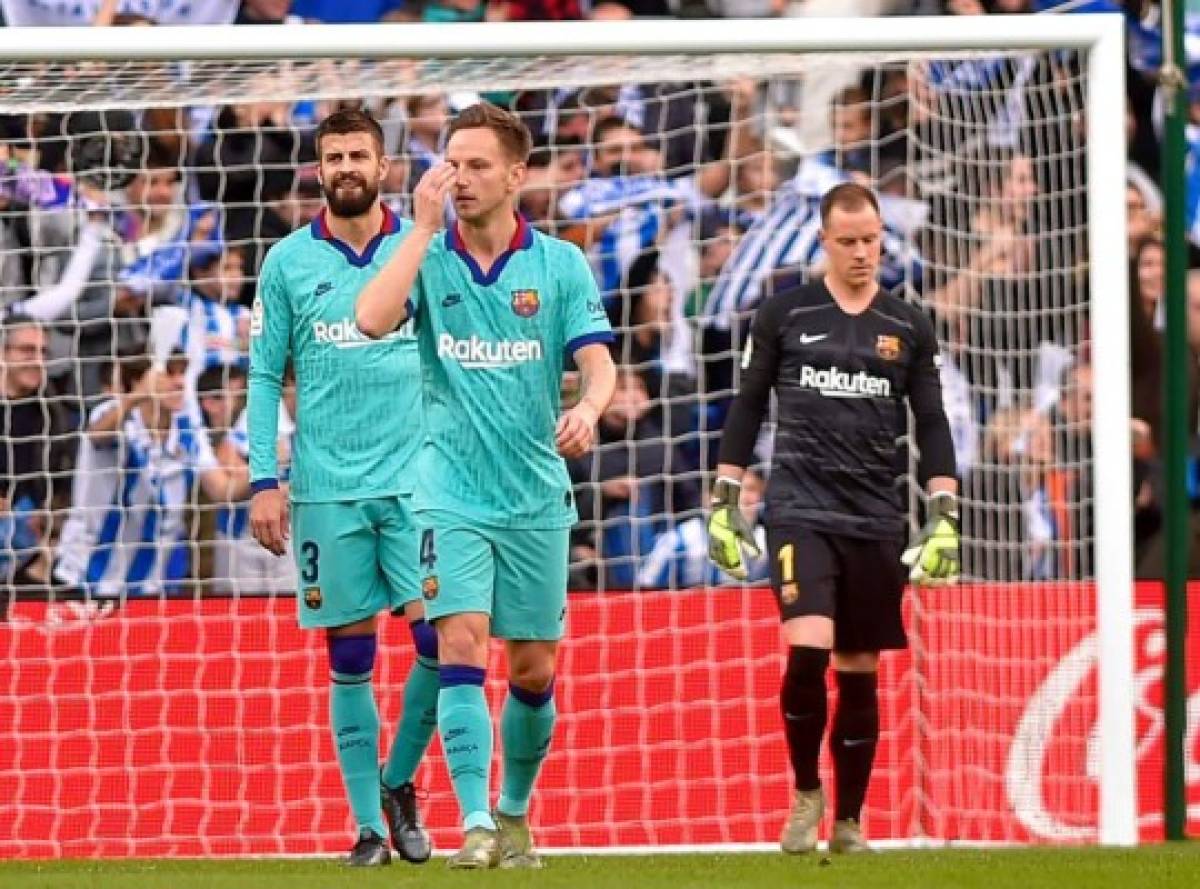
[356,102,616,869]
[247,109,437,868]
[707,182,959,854]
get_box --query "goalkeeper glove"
[901,491,960,585]
[707,476,762,581]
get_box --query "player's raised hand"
[556,400,599,459]
[412,162,456,233]
[249,487,290,557]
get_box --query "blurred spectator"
[192,101,315,282]
[0,0,242,25]
[519,139,586,227]
[52,346,247,598]
[422,0,489,22]
[589,0,671,16]
[615,249,675,391]
[195,365,247,442]
[290,0,413,22]
[559,82,755,304]
[180,247,251,386]
[569,368,697,589]
[0,315,71,607]
[1131,235,1164,330]
[636,465,768,589]
[704,97,920,337]
[923,146,1057,419]
[499,0,584,19]
[234,0,294,24]
[1126,171,1162,252]
[118,141,221,300]
[202,364,297,594]
[405,94,449,193]
[685,209,743,322]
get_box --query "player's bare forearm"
[355,225,436,338]
[927,476,958,497]
[556,344,615,459]
[357,162,456,339]
[200,464,250,504]
[715,463,746,484]
[576,343,616,419]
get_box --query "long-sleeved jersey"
[718,280,956,540]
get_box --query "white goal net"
[0,17,1145,856]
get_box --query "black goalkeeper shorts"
[765,527,908,652]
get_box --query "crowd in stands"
[0,0,1195,606]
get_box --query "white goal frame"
[0,13,1135,847]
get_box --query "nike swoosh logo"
[798,333,828,345]
[442,293,463,307]
[843,738,875,747]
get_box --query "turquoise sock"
[330,672,386,837]
[382,655,439,788]
[497,682,557,817]
[438,665,495,831]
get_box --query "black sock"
[781,646,830,791]
[830,670,879,822]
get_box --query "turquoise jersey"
[248,206,422,503]
[412,216,613,528]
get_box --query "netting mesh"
[0,44,1129,854]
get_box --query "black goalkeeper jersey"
[718,280,956,540]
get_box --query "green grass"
[3,847,1199,889]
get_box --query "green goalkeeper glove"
[901,491,961,585]
[707,476,762,581]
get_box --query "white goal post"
[0,14,1135,850]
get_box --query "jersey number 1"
[778,543,795,585]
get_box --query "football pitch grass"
[3,846,1199,889]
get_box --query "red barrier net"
[0,583,1196,856]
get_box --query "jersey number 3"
[300,541,320,584]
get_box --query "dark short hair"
[104,343,151,394]
[196,365,247,396]
[447,102,532,163]
[315,107,385,156]
[0,312,40,348]
[819,182,881,227]
[593,115,638,146]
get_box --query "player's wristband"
[711,476,742,509]
[250,478,279,494]
[929,490,959,521]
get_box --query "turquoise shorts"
[416,513,569,641]
[291,496,421,630]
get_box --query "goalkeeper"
[708,182,958,855]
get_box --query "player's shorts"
[765,526,908,652]
[415,511,569,641]
[291,495,421,630]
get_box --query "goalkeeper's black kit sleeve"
[717,280,956,540]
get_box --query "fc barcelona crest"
[780,582,799,605]
[422,575,440,601]
[511,289,540,317]
[303,586,323,610]
[876,335,901,361]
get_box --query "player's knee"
[326,633,377,679]
[409,618,439,661]
[510,676,555,708]
[435,620,486,667]
[509,661,555,695]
